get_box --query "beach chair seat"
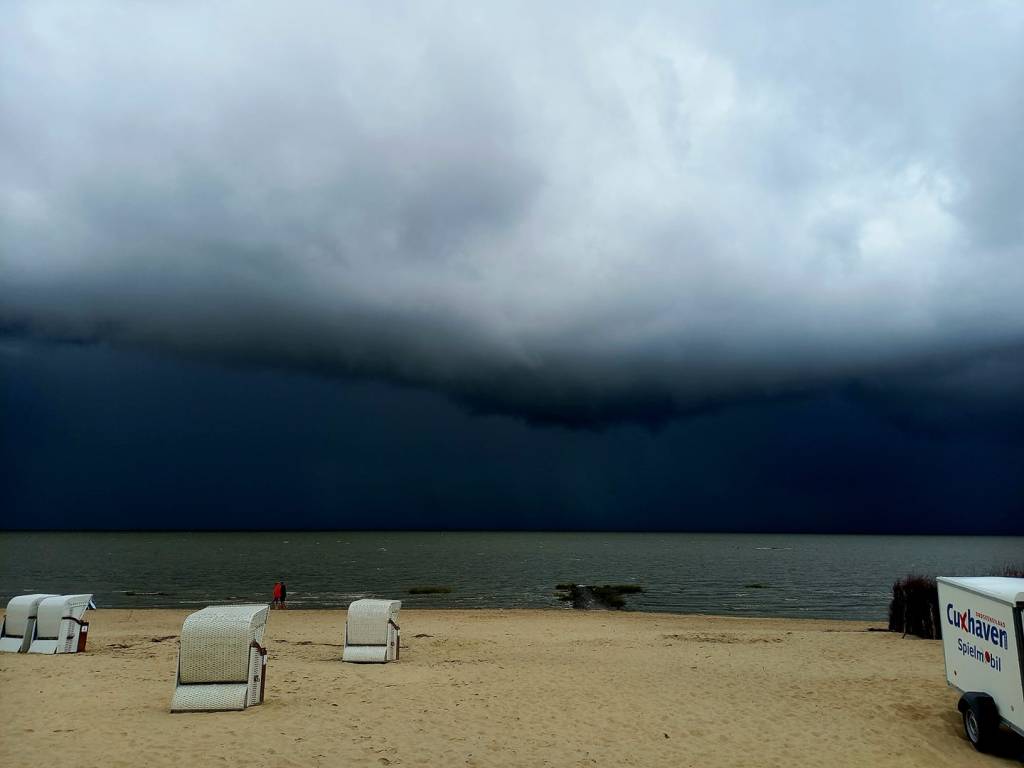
[343,599,401,663]
[170,604,269,712]
[28,594,95,654]
[0,594,57,653]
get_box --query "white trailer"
[936,576,1024,752]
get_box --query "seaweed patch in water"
[555,583,644,610]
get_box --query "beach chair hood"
[171,604,269,712]
[0,594,58,653]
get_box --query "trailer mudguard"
[957,691,998,716]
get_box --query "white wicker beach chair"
[343,599,401,663]
[0,594,57,653]
[170,604,270,712]
[28,594,95,654]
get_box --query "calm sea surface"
[0,532,1020,620]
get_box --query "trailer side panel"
[938,581,1024,733]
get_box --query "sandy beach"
[1,609,1020,767]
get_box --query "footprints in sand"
[662,632,783,644]
[106,635,177,651]
[103,635,181,659]
[275,639,344,648]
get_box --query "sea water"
[0,531,1020,619]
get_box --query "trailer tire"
[961,696,998,753]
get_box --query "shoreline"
[3,609,1020,766]
[0,605,896,624]
[2,605,889,622]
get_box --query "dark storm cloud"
[2,1,1023,425]
[3,343,1022,532]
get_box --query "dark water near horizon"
[1,532,1020,620]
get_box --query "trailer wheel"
[962,700,997,752]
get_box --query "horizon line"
[2,528,1022,537]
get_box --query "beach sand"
[1,609,1020,767]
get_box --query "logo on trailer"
[947,603,1007,672]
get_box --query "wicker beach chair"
[343,599,401,663]
[170,604,270,712]
[28,594,95,654]
[0,594,57,653]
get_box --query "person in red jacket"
[272,580,282,609]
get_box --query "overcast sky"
[1,3,1021,530]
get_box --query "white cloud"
[2,1,1022,421]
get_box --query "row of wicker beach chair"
[1,594,399,713]
[0,593,94,654]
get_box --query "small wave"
[299,593,367,601]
